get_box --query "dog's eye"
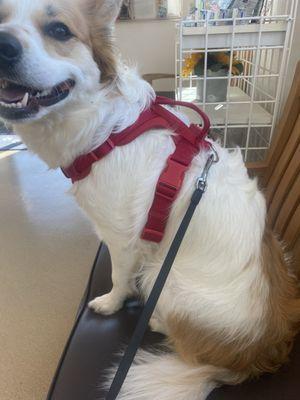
[44,22,73,41]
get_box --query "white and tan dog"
[0,1,299,399]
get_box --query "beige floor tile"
[0,152,99,400]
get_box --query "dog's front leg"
[89,244,139,315]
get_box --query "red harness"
[62,96,211,243]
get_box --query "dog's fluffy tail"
[106,350,245,400]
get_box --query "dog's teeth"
[35,88,52,99]
[17,102,22,108]
[21,92,29,107]
[39,89,52,97]
[0,101,13,108]
[9,102,21,109]
[0,80,8,89]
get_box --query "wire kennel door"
[175,0,298,162]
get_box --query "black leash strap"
[106,153,217,400]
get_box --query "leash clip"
[196,176,208,192]
[196,148,219,192]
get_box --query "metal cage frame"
[175,0,298,161]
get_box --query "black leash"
[106,152,217,400]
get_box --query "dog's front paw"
[88,292,124,315]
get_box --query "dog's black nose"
[0,32,22,68]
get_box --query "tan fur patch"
[84,0,119,82]
[33,1,90,44]
[88,25,118,82]
[32,0,120,81]
[0,0,11,19]
[168,229,300,380]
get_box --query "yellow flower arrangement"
[182,53,204,77]
[182,52,244,77]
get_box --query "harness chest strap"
[61,96,211,243]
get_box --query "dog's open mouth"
[0,78,75,120]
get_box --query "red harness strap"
[62,96,211,243]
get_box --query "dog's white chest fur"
[72,130,174,243]
[72,121,268,340]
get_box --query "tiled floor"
[0,151,99,400]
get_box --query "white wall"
[115,19,177,90]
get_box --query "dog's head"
[0,0,122,123]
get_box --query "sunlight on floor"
[0,150,19,160]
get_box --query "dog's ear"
[86,0,123,81]
[90,0,123,26]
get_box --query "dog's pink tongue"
[0,87,26,102]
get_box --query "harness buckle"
[157,157,189,201]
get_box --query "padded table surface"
[47,244,300,400]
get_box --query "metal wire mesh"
[175,0,298,162]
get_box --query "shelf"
[181,21,288,49]
[177,87,273,126]
[117,17,179,23]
